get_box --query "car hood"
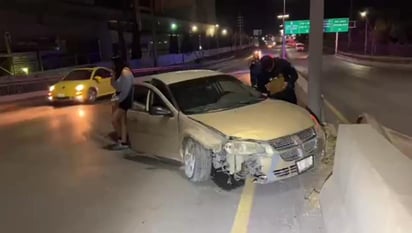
[55,80,85,88]
[190,99,314,141]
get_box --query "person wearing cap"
[110,56,134,150]
[257,55,298,104]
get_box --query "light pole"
[360,11,368,55]
[192,25,202,50]
[150,0,157,67]
[215,24,220,49]
[308,0,324,119]
[277,8,289,59]
[282,0,286,58]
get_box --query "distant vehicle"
[296,43,305,52]
[267,42,276,49]
[252,50,262,61]
[127,70,324,187]
[48,67,116,104]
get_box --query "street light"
[192,25,198,32]
[215,24,219,28]
[222,29,228,36]
[360,10,368,54]
[171,23,177,31]
[279,0,287,59]
[277,14,290,19]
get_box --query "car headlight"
[224,140,266,155]
[75,84,84,91]
[310,114,326,148]
[49,85,55,92]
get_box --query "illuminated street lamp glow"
[192,25,198,32]
[222,29,228,36]
[215,24,219,28]
[171,23,177,30]
[360,11,367,18]
[21,67,29,75]
[207,26,216,37]
[277,14,289,19]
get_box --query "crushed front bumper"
[251,155,315,184]
[226,134,324,184]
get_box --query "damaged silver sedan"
[127,70,324,186]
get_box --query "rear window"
[64,70,92,81]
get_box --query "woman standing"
[110,56,134,150]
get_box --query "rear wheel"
[183,138,212,182]
[87,88,97,103]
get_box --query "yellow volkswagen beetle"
[48,67,116,104]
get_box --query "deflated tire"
[183,138,212,182]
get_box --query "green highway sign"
[285,18,349,35]
[324,18,349,33]
[284,20,310,35]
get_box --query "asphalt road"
[1,46,410,233]
[0,54,331,233]
[287,49,412,136]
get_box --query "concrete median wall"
[336,52,412,69]
[320,124,412,233]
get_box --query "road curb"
[293,67,351,125]
[336,54,412,70]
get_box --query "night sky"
[216,0,412,34]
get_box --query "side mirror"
[94,76,102,82]
[149,106,173,116]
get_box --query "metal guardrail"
[0,46,253,97]
[0,64,197,96]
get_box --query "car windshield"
[169,75,265,114]
[63,70,92,81]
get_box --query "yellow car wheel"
[87,88,98,103]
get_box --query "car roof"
[148,69,224,85]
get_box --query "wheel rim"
[89,90,96,102]
[184,146,195,178]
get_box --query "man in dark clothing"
[249,59,261,88]
[256,55,298,104]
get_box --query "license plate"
[57,94,65,97]
[296,156,314,173]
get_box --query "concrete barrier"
[336,52,412,69]
[320,124,412,233]
[357,113,412,159]
[338,51,412,64]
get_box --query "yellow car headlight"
[75,84,84,91]
[49,85,55,92]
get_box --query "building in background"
[0,0,226,76]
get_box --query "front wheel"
[183,138,212,182]
[87,88,97,103]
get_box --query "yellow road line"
[323,99,350,124]
[230,180,257,233]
